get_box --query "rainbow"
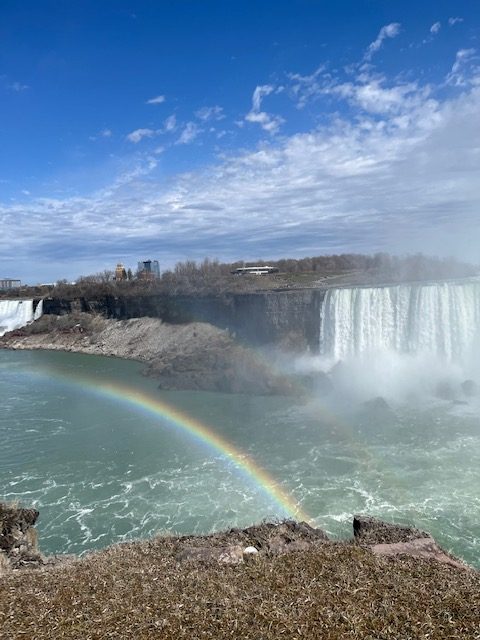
[36,369,312,524]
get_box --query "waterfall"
[320,280,480,363]
[0,299,43,337]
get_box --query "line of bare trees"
[1,253,477,300]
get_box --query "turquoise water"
[0,349,479,567]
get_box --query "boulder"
[461,379,478,397]
[435,380,457,401]
[371,537,468,570]
[353,515,429,545]
[0,502,43,569]
[362,396,391,413]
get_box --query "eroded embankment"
[0,313,296,394]
[0,503,478,640]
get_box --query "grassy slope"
[1,537,479,639]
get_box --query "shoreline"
[0,313,297,395]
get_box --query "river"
[1,348,479,567]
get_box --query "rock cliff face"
[42,289,324,350]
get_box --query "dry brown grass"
[0,536,479,639]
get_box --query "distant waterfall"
[0,299,43,337]
[319,281,480,362]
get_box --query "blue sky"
[1,0,479,282]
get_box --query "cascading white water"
[320,280,480,364]
[0,299,43,337]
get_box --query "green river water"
[1,349,479,567]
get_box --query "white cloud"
[126,128,156,143]
[448,17,464,26]
[430,22,441,34]
[365,23,401,60]
[446,49,477,86]
[2,53,480,280]
[245,84,284,134]
[163,114,177,132]
[89,128,113,142]
[288,65,326,108]
[146,95,166,105]
[195,105,224,121]
[176,122,200,144]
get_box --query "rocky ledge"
[0,313,296,395]
[1,502,478,640]
[0,501,472,574]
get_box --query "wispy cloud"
[288,66,326,109]
[176,121,200,144]
[3,40,480,281]
[146,94,166,105]
[195,105,224,121]
[448,17,464,26]
[365,23,401,60]
[245,84,284,134]
[446,48,477,86]
[163,114,177,132]
[126,128,156,143]
[430,22,441,35]
[10,81,29,92]
[89,128,113,142]
[3,62,480,281]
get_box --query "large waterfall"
[0,299,43,337]
[320,280,480,363]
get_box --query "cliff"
[41,289,324,351]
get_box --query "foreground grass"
[1,537,479,639]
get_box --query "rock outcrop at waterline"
[0,313,296,395]
[0,501,472,574]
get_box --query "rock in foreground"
[1,506,478,639]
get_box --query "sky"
[1,0,479,283]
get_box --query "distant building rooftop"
[0,279,21,290]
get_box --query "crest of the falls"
[0,299,43,337]
[320,280,480,363]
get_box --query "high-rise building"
[115,263,127,280]
[137,259,160,278]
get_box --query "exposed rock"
[371,537,468,570]
[461,379,478,397]
[435,379,457,401]
[353,515,429,545]
[0,502,44,570]
[362,396,391,413]
[297,371,333,396]
[238,520,328,556]
[2,315,296,395]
